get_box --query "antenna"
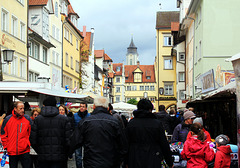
[159,3,162,10]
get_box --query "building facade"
[155,11,179,110]
[1,0,28,81]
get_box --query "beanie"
[43,96,57,107]
[193,117,203,126]
[183,111,196,120]
[215,134,229,145]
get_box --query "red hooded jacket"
[214,145,232,168]
[181,136,215,168]
[0,110,32,155]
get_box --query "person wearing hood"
[181,123,215,168]
[1,101,32,168]
[126,99,173,168]
[30,96,72,168]
[171,110,196,143]
[214,134,232,168]
[69,96,128,168]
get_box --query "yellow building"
[0,0,28,81]
[155,11,179,110]
[62,4,83,92]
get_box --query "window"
[70,33,72,44]
[29,41,33,56]
[43,47,47,63]
[17,0,24,4]
[140,86,144,91]
[134,73,142,82]
[56,28,59,41]
[199,41,202,60]
[2,9,8,32]
[164,57,173,69]
[65,53,69,66]
[29,71,39,82]
[150,86,155,91]
[52,25,55,38]
[125,77,128,80]
[55,2,58,17]
[132,86,137,91]
[71,56,73,69]
[55,52,59,65]
[116,87,120,93]
[179,90,185,100]
[61,1,68,14]
[164,36,172,46]
[130,59,132,65]
[34,42,40,59]
[116,96,120,102]
[20,59,25,78]
[76,39,78,50]
[199,7,201,24]
[11,57,17,76]
[76,61,79,72]
[164,83,173,95]
[64,28,69,40]
[126,86,131,91]
[116,66,121,72]
[116,77,120,83]
[179,72,185,82]
[52,50,55,64]
[11,15,17,36]
[29,41,40,60]
[145,86,149,91]
[146,76,151,79]
[20,22,25,41]
[126,98,131,102]
[179,52,185,61]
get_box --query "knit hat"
[183,111,196,120]
[215,134,229,145]
[43,96,57,107]
[193,117,203,126]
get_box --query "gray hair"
[94,96,109,108]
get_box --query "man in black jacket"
[70,96,128,168]
[126,99,173,168]
[30,96,72,168]
[155,105,171,134]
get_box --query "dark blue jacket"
[171,122,190,143]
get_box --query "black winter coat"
[155,111,172,134]
[30,106,72,161]
[70,107,128,168]
[126,110,173,168]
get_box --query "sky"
[70,0,178,65]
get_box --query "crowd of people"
[0,96,233,168]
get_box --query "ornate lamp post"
[0,49,15,81]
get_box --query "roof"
[68,4,79,18]
[156,11,180,29]
[95,50,105,58]
[125,65,156,83]
[171,22,179,31]
[128,37,137,49]
[104,54,112,62]
[113,63,123,76]
[29,0,48,6]
[108,72,114,78]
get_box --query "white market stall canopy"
[0,81,93,104]
[112,102,137,113]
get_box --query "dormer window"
[71,16,78,27]
[116,66,121,72]
[134,72,142,82]
[146,76,151,79]
[61,1,68,14]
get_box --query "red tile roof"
[108,72,114,78]
[113,63,123,76]
[29,0,48,6]
[68,4,79,18]
[95,50,105,58]
[104,54,112,62]
[171,22,179,31]
[124,65,155,83]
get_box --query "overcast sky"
[70,0,178,65]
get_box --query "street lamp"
[0,49,15,81]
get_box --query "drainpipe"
[157,30,160,112]
[187,17,195,100]
[61,16,68,88]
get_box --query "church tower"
[126,37,139,65]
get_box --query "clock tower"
[126,37,139,65]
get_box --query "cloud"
[70,0,178,65]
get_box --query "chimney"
[83,26,86,37]
[137,61,140,67]
[91,28,94,33]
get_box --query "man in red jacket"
[0,101,32,168]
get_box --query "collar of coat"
[92,107,110,115]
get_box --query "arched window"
[55,2,58,17]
